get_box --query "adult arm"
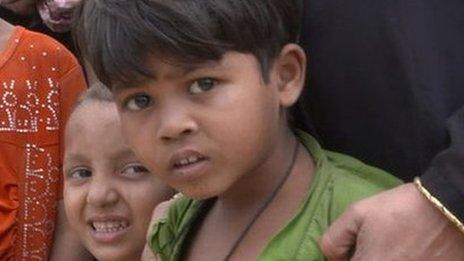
[421,107,464,223]
[320,102,464,260]
[298,0,464,258]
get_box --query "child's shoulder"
[298,130,401,193]
[323,149,402,218]
[149,194,199,259]
[166,193,197,223]
[19,28,72,56]
[297,130,402,220]
[326,150,402,191]
[12,27,79,75]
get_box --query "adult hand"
[320,183,464,260]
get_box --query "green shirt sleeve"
[149,196,196,261]
[148,131,402,261]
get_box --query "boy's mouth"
[169,150,211,181]
[173,154,206,168]
[170,150,207,170]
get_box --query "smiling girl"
[63,84,175,261]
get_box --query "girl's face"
[63,102,173,261]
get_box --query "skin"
[141,200,172,261]
[49,201,93,261]
[320,183,464,260]
[115,44,314,260]
[63,101,174,261]
[133,45,464,260]
[0,19,14,52]
[37,0,82,33]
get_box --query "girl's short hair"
[75,0,303,89]
[76,82,113,107]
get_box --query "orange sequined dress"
[0,26,86,260]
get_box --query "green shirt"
[149,132,401,260]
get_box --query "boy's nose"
[156,106,198,141]
[86,177,119,208]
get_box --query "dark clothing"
[0,6,33,26]
[299,0,464,220]
[0,6,76,54]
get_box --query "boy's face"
[114,52,294,199]
[63,102,173,261]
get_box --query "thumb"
[146,198,175,239]
[320,206,364,261]
[141,244,158,261]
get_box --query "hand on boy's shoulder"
[320,183,464,260]
[150,199,176,226]
[142,195,180,261]
[142,246,158,261]
[146,194,181,239]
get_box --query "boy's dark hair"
[76,0,302,89]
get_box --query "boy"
[0,18,88,260]
[77,0,401,259]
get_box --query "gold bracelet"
[414,177,464,234]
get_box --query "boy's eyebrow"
[112,60,223,91]
[178,60,222,74]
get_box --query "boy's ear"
[273,44,307,108]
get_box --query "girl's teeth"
[188,156,198,163]
[180,159,189,165]
[92,221,129,233]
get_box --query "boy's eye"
[121,163,149,178]
[189,78,217,94]
[69,168,92,179]
[125,94,152,111]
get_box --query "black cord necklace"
[223,139,300,261]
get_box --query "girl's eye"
[121,164,149,178]
[125,94,152,111]
[189,78,218,94]
[69,168,92,179]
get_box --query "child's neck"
[186,128,315,260]
[217,128,311,211]
[0,19,14,53]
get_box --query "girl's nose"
[86,177,119,208]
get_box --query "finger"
[151,199,174,221]
[146,199,174,239]
[320,205,364,261]
[141,244,158,261]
